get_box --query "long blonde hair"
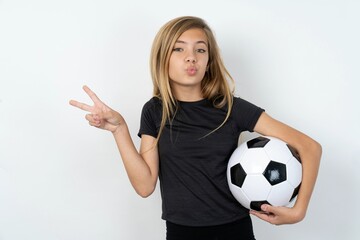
[150,16,235,140]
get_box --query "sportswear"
[138,97,264,226]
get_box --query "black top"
[138,97,264,226]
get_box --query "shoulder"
[232,96,262,110]
[142,97,162,111]
[233,96,252,105]
[230,96,265,130]
[144,96,162,106]
[138,97,162,137]
[233,96,264,111]
[140,97,163,122]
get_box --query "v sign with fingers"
[69,86,124,133]
[70,85,160,198]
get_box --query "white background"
[0,0,359,239]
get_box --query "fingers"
[85,113,101,127]
[69,99,92,112]
[250,204,278,225]
[261,204,276,214]
[250,209,274,223]
[69,86,103,112]
[70,86,118,129]
[250,204,300,225]
[83,85,102,104]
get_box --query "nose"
[185,54,197,63]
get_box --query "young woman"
[70,16,322,240]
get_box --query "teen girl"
[70,16,322,240]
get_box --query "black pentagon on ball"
[287,144,301,163]
[250,201,270,211]
[247,136,270,148]
[230,163,247,188]
[263,161,287,185]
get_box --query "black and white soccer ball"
[227,136,302,211]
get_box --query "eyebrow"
[176,40,208,45]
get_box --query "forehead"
[176,28,208,44]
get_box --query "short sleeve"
[232,97,265,132]
[137,98,161,138]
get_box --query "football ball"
[227,136,302,211]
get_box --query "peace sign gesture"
[69,86,124,133]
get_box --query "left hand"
[250,204,305,225]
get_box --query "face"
[168,28,209,99]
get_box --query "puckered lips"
[186,66,197,76]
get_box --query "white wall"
[0,0,359,239]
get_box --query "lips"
[186,66,197,76]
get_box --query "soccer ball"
[227,136,302,211]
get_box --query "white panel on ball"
[242,174,272,201]
[241,149,270,174]
[263,137,292,164]
[267,181,295,206]
[231,187,251,209]
[286,158,302,187]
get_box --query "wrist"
[112,121,127,136]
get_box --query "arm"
[113,127,159,198]
[250,112,322,225]
[69,86,159,197]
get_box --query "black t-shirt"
[138,97,264,226]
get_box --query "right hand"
[69,85,124,133]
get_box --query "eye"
[197,48,207,53]
[172,48,183,52]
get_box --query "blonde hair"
[150,16,235,140]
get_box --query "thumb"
[97,110,123,126]
[96,110,113,120]
[261,203,277,214]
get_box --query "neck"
[172,86,203,102]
